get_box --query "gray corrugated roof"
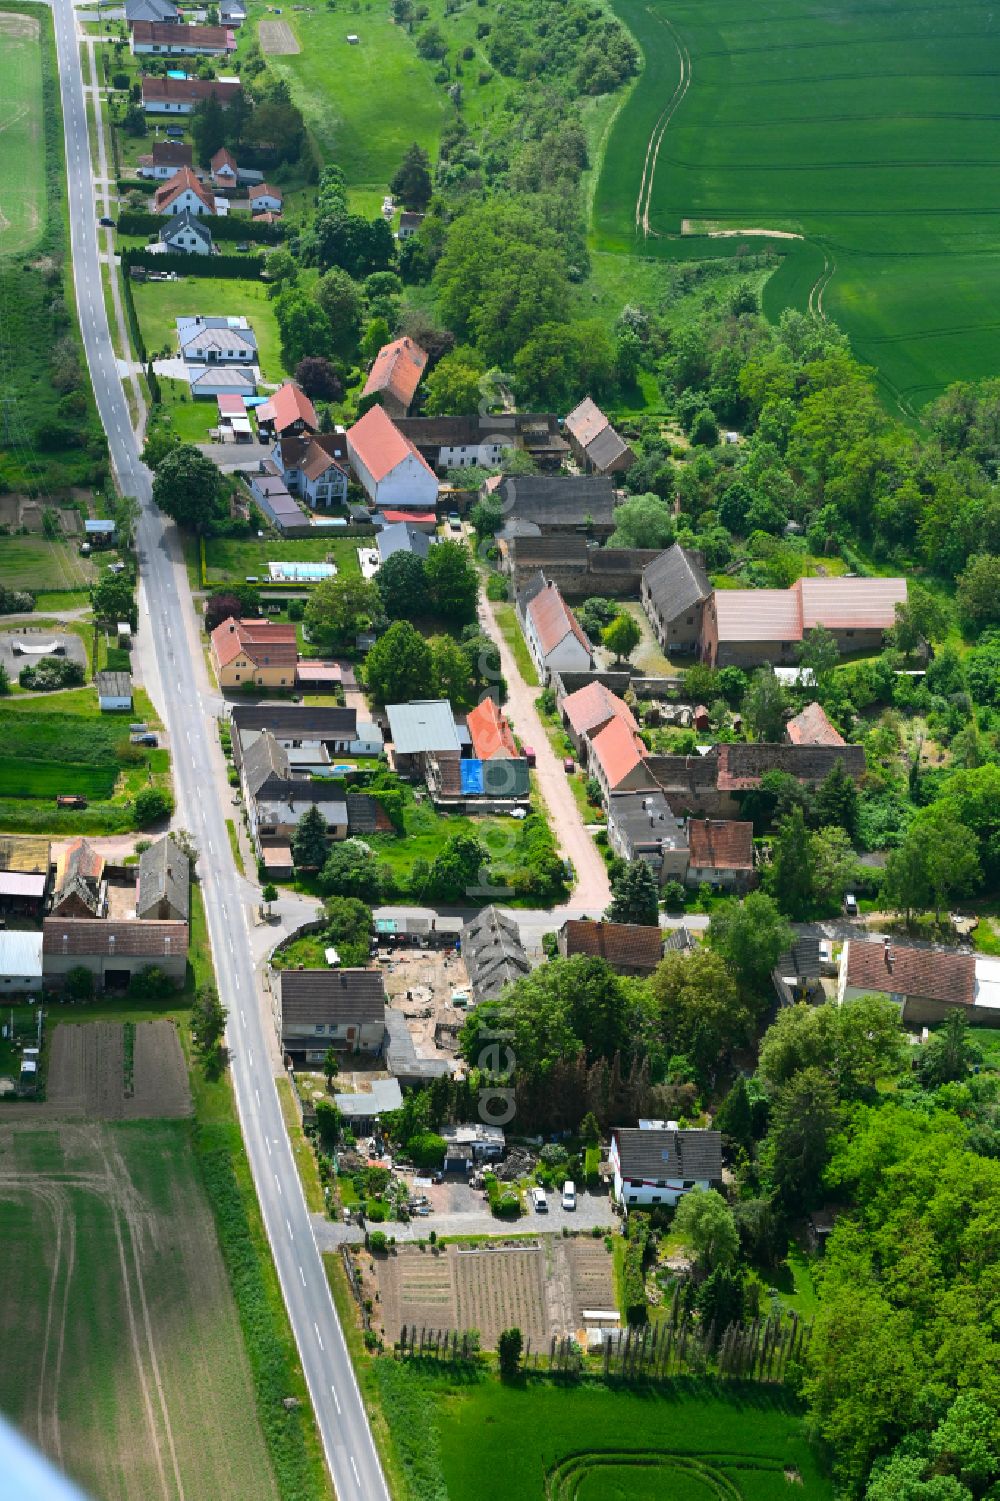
[377,522,433,562]
[497,475,616,527]
[614,1126,722,1181]
[231,704,358,739]
[137,835,190,920]
[386,700,460,755]
[642,544,711,620]
[96,671,132,697]
[242,729,290,796]
[279,968,387,1027]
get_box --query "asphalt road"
[49,5,388,1496]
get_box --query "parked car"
[55,794,87,809]
[448,511,461,531]
[562,1180,576,1211]
[531,1187,548,1213]
[98,215,114,227]
[523,745,536,767]
[563,756,575,773]
[844,893,859,917]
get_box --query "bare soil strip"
[259,19,299,54]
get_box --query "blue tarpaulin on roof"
[460,759,484,795]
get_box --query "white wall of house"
[522,613,591,684]
[144,99,194,113]
[138,161,184,180]
[251,191,282,213]
[609,1138,709,1212]
[132,37,228,53]
[349,448,438,509]
[301,469,348,509]
[163,227,212,254]
[437,440,511,470]
[158,188,212,216]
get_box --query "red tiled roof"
[153,165,214,214]
[347,404,437,485]
[133,19,231,44]
[526,582,592,660]
[211,146,237,173]
[257,381,317,436]
[845,939,976,1008]
[561,918,663,972]
[250,182,283,203]
[43,919,188,958]
[295,661,342,684]
[785,701,845,747]
[589,714,647,790]
[687,818,754,871]
[795,576,907,632]
[361,337,428,413]
[713,589,802,643]
[564,397,609,449]
[466,698,516,760]
[141,75,241,104]
[217,392,245,416]
[210,617,297,669]
[380,509,436,523]
[562,680,636,738]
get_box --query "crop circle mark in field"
[547,1448,790,1500]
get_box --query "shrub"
[368,1230,388,1253]
[622,1212,651,1325]
[407,1131,446,1172]
[486,573,508,601]
[134,786,173,827]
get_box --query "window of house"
[682,1179,696,1189]
[627,1195,637,1204]
[651,1195,661,1204]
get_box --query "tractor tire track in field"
[32,1184,65,1462]
[634,10,692,237]
[807,251,836,320]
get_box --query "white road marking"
[275,1175,283,1196]
[299,1265,306,1286]
[350,1457,360,1487]
[248,1050,253,1068]
[240,1008,247,1024]
[314,1323,324,1351]
[286,1218,293,1239]
[331,1386,341,1415]
[265,1137,272,1156]
[254,1087,260,1106]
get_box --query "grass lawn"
[276,1075,326,1214]
[767,1245,820,1318]
[153,378,223,444]
[0,534,95,593]
[0,10,46,255]
[370,1363,833,1501]
[491,601,539,688]
[132,277,288,381]
[204,533,363,585]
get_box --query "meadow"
[0,10,45,255]
[0,1120,280,1501]
[204,532,363,585]
[597,0,1000,414]
[132,277,288,381]
[374,1364,833,1501]
[0,535,95,593]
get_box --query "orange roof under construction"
[347,404,437,485]
[210,617,297,669]
[466,698,516,760]
[785,701,845,747]
[361,337,428,413]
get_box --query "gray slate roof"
[160,210,213,249]
[642,544,711,621]
[495,475,616,528]
[463,906,530,1003]
[377,522,434,563]
[614,1126,722,1182]
[137,835,190,921]
[231,704,358,741]
[279,968,387,1027]
[126,0,179,20]
[241,728,290,796]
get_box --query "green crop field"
[0,1120,279,1501]
[0,11,45,255]
[375,1364,832,1501]
[596,0,1000,414]
[0,756,116,798]
[0,535,95,592]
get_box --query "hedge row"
[121,270,147,361]
[119,176,156,194]
[123,247,265,280]
[117,209,285,243]
[622,1211,650,1326]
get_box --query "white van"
[532,1187,548,1213]
[562,1181,576,1211]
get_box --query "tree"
[798,624,840,690]
[759,996,905,1098]
[810,825,859,906]
[605,859,659,927]
[304,574,383,652]
[714,1076,754,1155]
[364,270,403,325]
[152,444,228,534]
[364,620,433,702]
[191,983,227,1063]
[580,1111,600,1147]
[892,584,948,652]
[765,806,815,919]
[497,1326,523,1379]
[322,1045,340,1088]
[91,570,135,626]
[815,757,859,838]
[191,93,225,165]
[742,666,789,742]
[274,287,335,370]
[263,246,298,290]
[431,635,472,704]
[424,540,478,622]
[919,1009,983,1088]
[261,884,278,915]
[649,949,750,1080]
[294,356,343,403]
[957,553,1000,627]
[0,662,9,697]
[314,1097,342,1150]
[64,965,95,1003]
[360,316,391,365]
[883,808,981,923]
[292,805,329,870]
[607,493,675,550]
[603,612,642,665]
[673,1187,738,1274]
[708,893,792,994]
[513,319,616,410]
[315,267,364,355]
[134,786,173,827]
[689,408,719,447]
[390,142,433,210]
[377,550,429,619]
[426,832,488,902]
[423,349,485,416]
[763,1066,839,1208]
[407,1131,446,1171]
[320,840,382,901]
[205,586,260,633]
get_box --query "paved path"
[50,3,389,1493]
[478,595,611,912]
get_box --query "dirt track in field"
[259,19,299,53]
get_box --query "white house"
[189,366,257,399]
[130,20,234,54]
[346,403,439,511]
[249,183,283,215]
[220,0,246,23]
[158,210,213,255]
[152,167,215,217]
[210,146,239,186]
[136,139,192,180]
[273,434,349,510]
[177,314,257,364]
[516,572,594,683]
[96,671,132,712]
[610,1123,723,1212]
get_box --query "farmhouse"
[517,573,594,682]
[587,713,649,801]
[158,211,214,255]
[564,397,635,476]
[256,381,318,440]
[0,931,44,995]
[141,75,242,113]
[395,415,516,472]
[96,671,132,712]
[838,939,1000,1027]
[559,680,637,758]
[607,791,689,884]
[490,474,617,536]
[230,703,382,757]
[249,183,283,215]
[466,697,516,760]
[557,919,663,976]
[700,576,908,668]
[640,544,712,655]
[272,433,349,509]
[51,838,105,919]
[0,836,51,921]
[210,617,298,690]
[177,314,256,364]
[386,699,462,775]
[610,1123,723,1211]
[462,906,530,1004]
[685,819,755,891]
[347,404,439,511]
[137,836,190,922]
[130,21,236,55]
[137,139,193,179]
[153,167,215,217]
[210,146,239,186]
[220,0,245,24]
[276,969,386,1062]
[398,211,424,240]
[42,920,189,990]
[361,336,428,418]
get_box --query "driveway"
[310,1182,616,1246]
[478,595,611,912]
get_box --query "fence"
[123,247,265,280]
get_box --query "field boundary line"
[33,1184,64,1459]
[49,1196,76,1467]
[634,8,691,236]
